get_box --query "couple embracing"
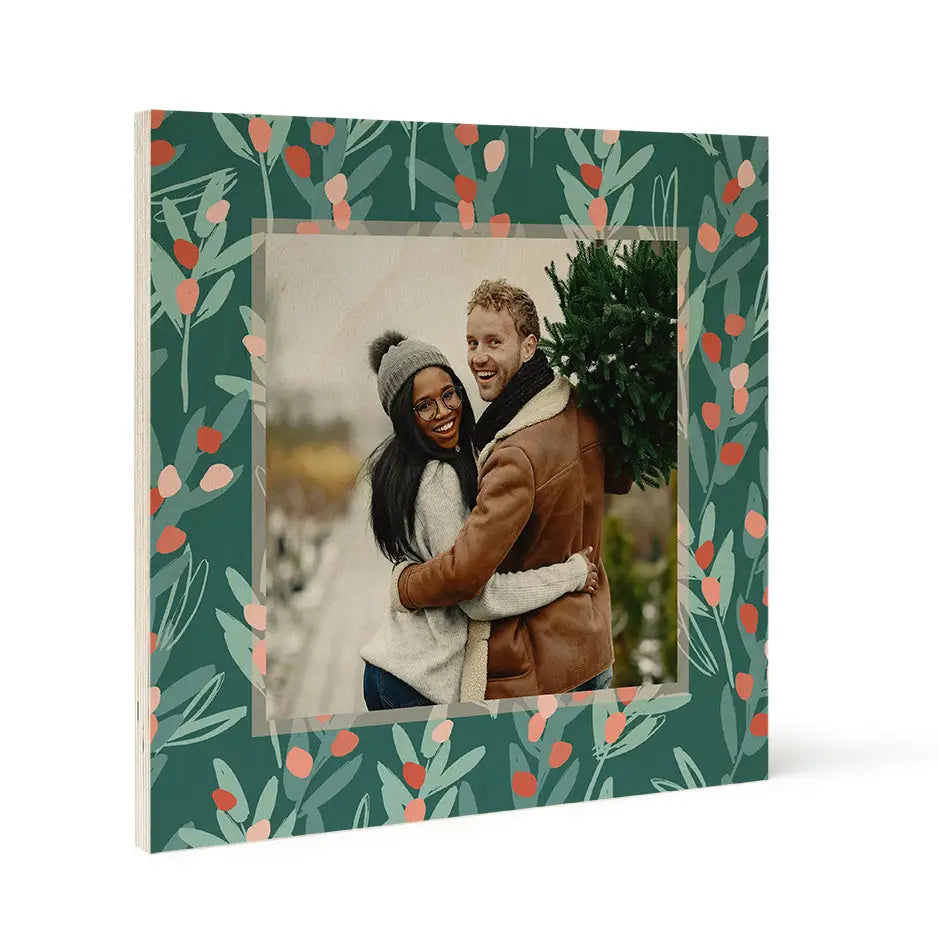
[361,279,631,710]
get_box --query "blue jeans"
[363,663,434,711]
[572,666,614,692]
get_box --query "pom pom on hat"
[368,330,408,375]
[367,330,452,414]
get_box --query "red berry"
[212,788,237,812]
[402,761,426,790]
[580,163,603,190]
[701,332,722,363]
[196,427,223,454]
[695,540,714,570]
[454,174,477,202]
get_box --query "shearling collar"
[476,374,572,472]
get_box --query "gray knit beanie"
[368,330,452,414]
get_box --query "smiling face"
[466,305,538,401]
[411,366,462,449]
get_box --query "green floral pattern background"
[144,111,768,851]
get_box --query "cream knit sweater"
[360,460,588,704]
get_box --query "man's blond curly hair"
[466,279,541,340]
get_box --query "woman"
[360,331,597,710]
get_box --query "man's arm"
[398,446,536,610]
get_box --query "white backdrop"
[6,3,936,936]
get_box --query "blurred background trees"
[604,472,678,686]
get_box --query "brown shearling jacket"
[397,375,631,698]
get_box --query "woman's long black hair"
[365,334,478,564]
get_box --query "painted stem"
[259,153,273,233]
[584,746,610,801]
[408,123,418,211]
[180,312,191,413]
[712,605,735,687]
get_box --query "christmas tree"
[543,240,678,489]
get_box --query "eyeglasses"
[413,386,462,422]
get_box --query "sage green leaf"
[253,777,278,825]
[443,124,476,178]
[421,740,451,795]
[192,221,226,279]
[217,809,244,843]
[720,684,739,760]
[593,128,610,159]
[151,753,167,786]
[590,696,618,751]
[457,782,477,817]
[351,195,372,220]
[606,714,666,758]
[688,413,709,492]
[722,135,742,175]
[194,270,234,324]
[305,807,324,834]
[597,776,614,799]
[212,113,255,163]
[599,141,621,197]
[699,501,716,545]
[173,405,206,482]
[215,609,253,687]
[609,143,654,193]
[161,197,190,244]
[151,348,168,378]
[352,794,370,829]
[724,273,740,320]
[556,165,592,226]
[225,567,257,607]
[710,237,761,287]
[156,664,215,716]
[322,118,348,180]
[712,530,735,619]
[610,183,634,228]
[564,128,592,169]
[674,748,706,789]
[377,761,410,822]
[391,724,418,767]
[625,693,692,717]
[434,201,458,222]
[150,241,184,331]
[302,754,363,809]
[214,390,249,439]
[545,759,580,806]
[430,786,458,820]
[163,706,247,747]
[427,746,485,795]
[203,235,256,276]
[266,116,292,171]
[684,281,707,359]
[409,157,457,202]
[651,778,683,793]
[215,375,258,397]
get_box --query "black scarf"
[472,349,555,452]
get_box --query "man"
[393,278,631,699]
